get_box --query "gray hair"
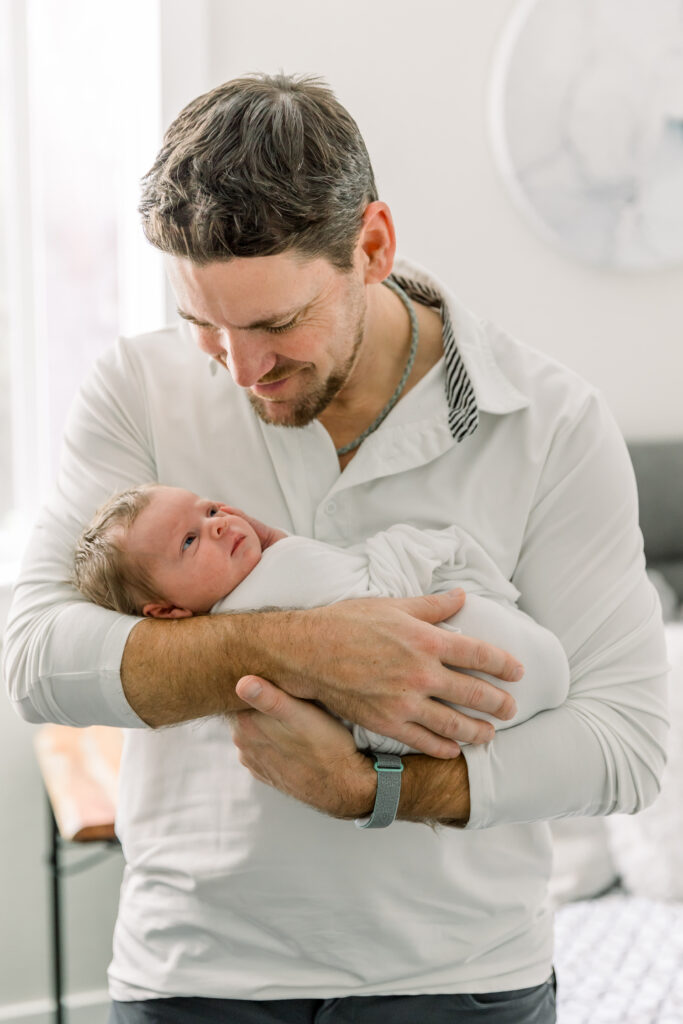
[138,72,378,270]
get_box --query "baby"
[73,483,571,754]
[73,483,283,620]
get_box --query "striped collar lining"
[389,272,479,443]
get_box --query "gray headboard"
[628,440,683,604]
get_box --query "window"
[0,0,165,580]
[0,66,11,531]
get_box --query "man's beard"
[246,306,365,429]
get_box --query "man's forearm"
[397,754,471,827]
[120,593,519,761]
[121,610,303,727]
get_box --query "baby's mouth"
[231,536,244,555]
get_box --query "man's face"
[166,251,367,427]
[121,486,262,615]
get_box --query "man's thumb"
[236,675,264,702]
[235,675,296,720]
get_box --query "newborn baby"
[73,483,570,754]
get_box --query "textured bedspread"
[554,888,683,1023]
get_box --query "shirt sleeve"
[2,339,155,727]
[461,388,670,829]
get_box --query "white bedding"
[604,622,683,900]
[553,619,683,1023]
[554,889,683,1023]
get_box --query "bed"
[551,440,683,1024]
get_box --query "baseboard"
[0,989,109,1024]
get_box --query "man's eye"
[182,534,196,551]
[266,320,297,335]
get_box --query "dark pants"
[109,970,556,1023]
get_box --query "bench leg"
[47,795,64,1024]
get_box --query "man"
[4,74,669,1023]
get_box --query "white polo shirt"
[3,259,669,1000]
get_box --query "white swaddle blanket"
[214,524,569,754]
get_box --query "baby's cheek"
[241,546,261,582]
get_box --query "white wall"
[203,0,683,440]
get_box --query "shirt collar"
[391,258,530,438]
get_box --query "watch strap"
[355,752,404,829]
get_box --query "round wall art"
[490,0,683,269]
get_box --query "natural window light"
[0,81,10,530]
[0,0,165,583]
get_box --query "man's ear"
[142,603,193,619]
[357,200,397,285]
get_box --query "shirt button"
[325,501,337,515]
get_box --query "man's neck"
[319,287,444,466]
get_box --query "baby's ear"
[142,603,193,619]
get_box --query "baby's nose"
[210,514,230,538]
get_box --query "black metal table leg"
[47,794,64,1024]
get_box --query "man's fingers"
[438,627,524,686]
[420,693,498,744]
[397,724,463,760]
[398,588,467,624]
[393,591,525,681]
[428,664,518,721]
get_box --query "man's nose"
[225,332,280,387]
[197,328,276,387]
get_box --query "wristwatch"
[354,752,404,829]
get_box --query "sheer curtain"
[0,0,165,576]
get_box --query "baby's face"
[123,486,262,615]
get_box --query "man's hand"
[274,590,524,759]
[231,675,471,826]
[229,675,377,819]
[122,590,523,749]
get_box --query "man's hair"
[138,72,378,271]
[72,484,164,616]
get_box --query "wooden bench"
[33,725,122,1023]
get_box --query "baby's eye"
[182,534,196,551]
[208,507,218,517]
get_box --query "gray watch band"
[354,752,404,829]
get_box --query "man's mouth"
[252,374,297,395]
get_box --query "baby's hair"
[72,483,165,616]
